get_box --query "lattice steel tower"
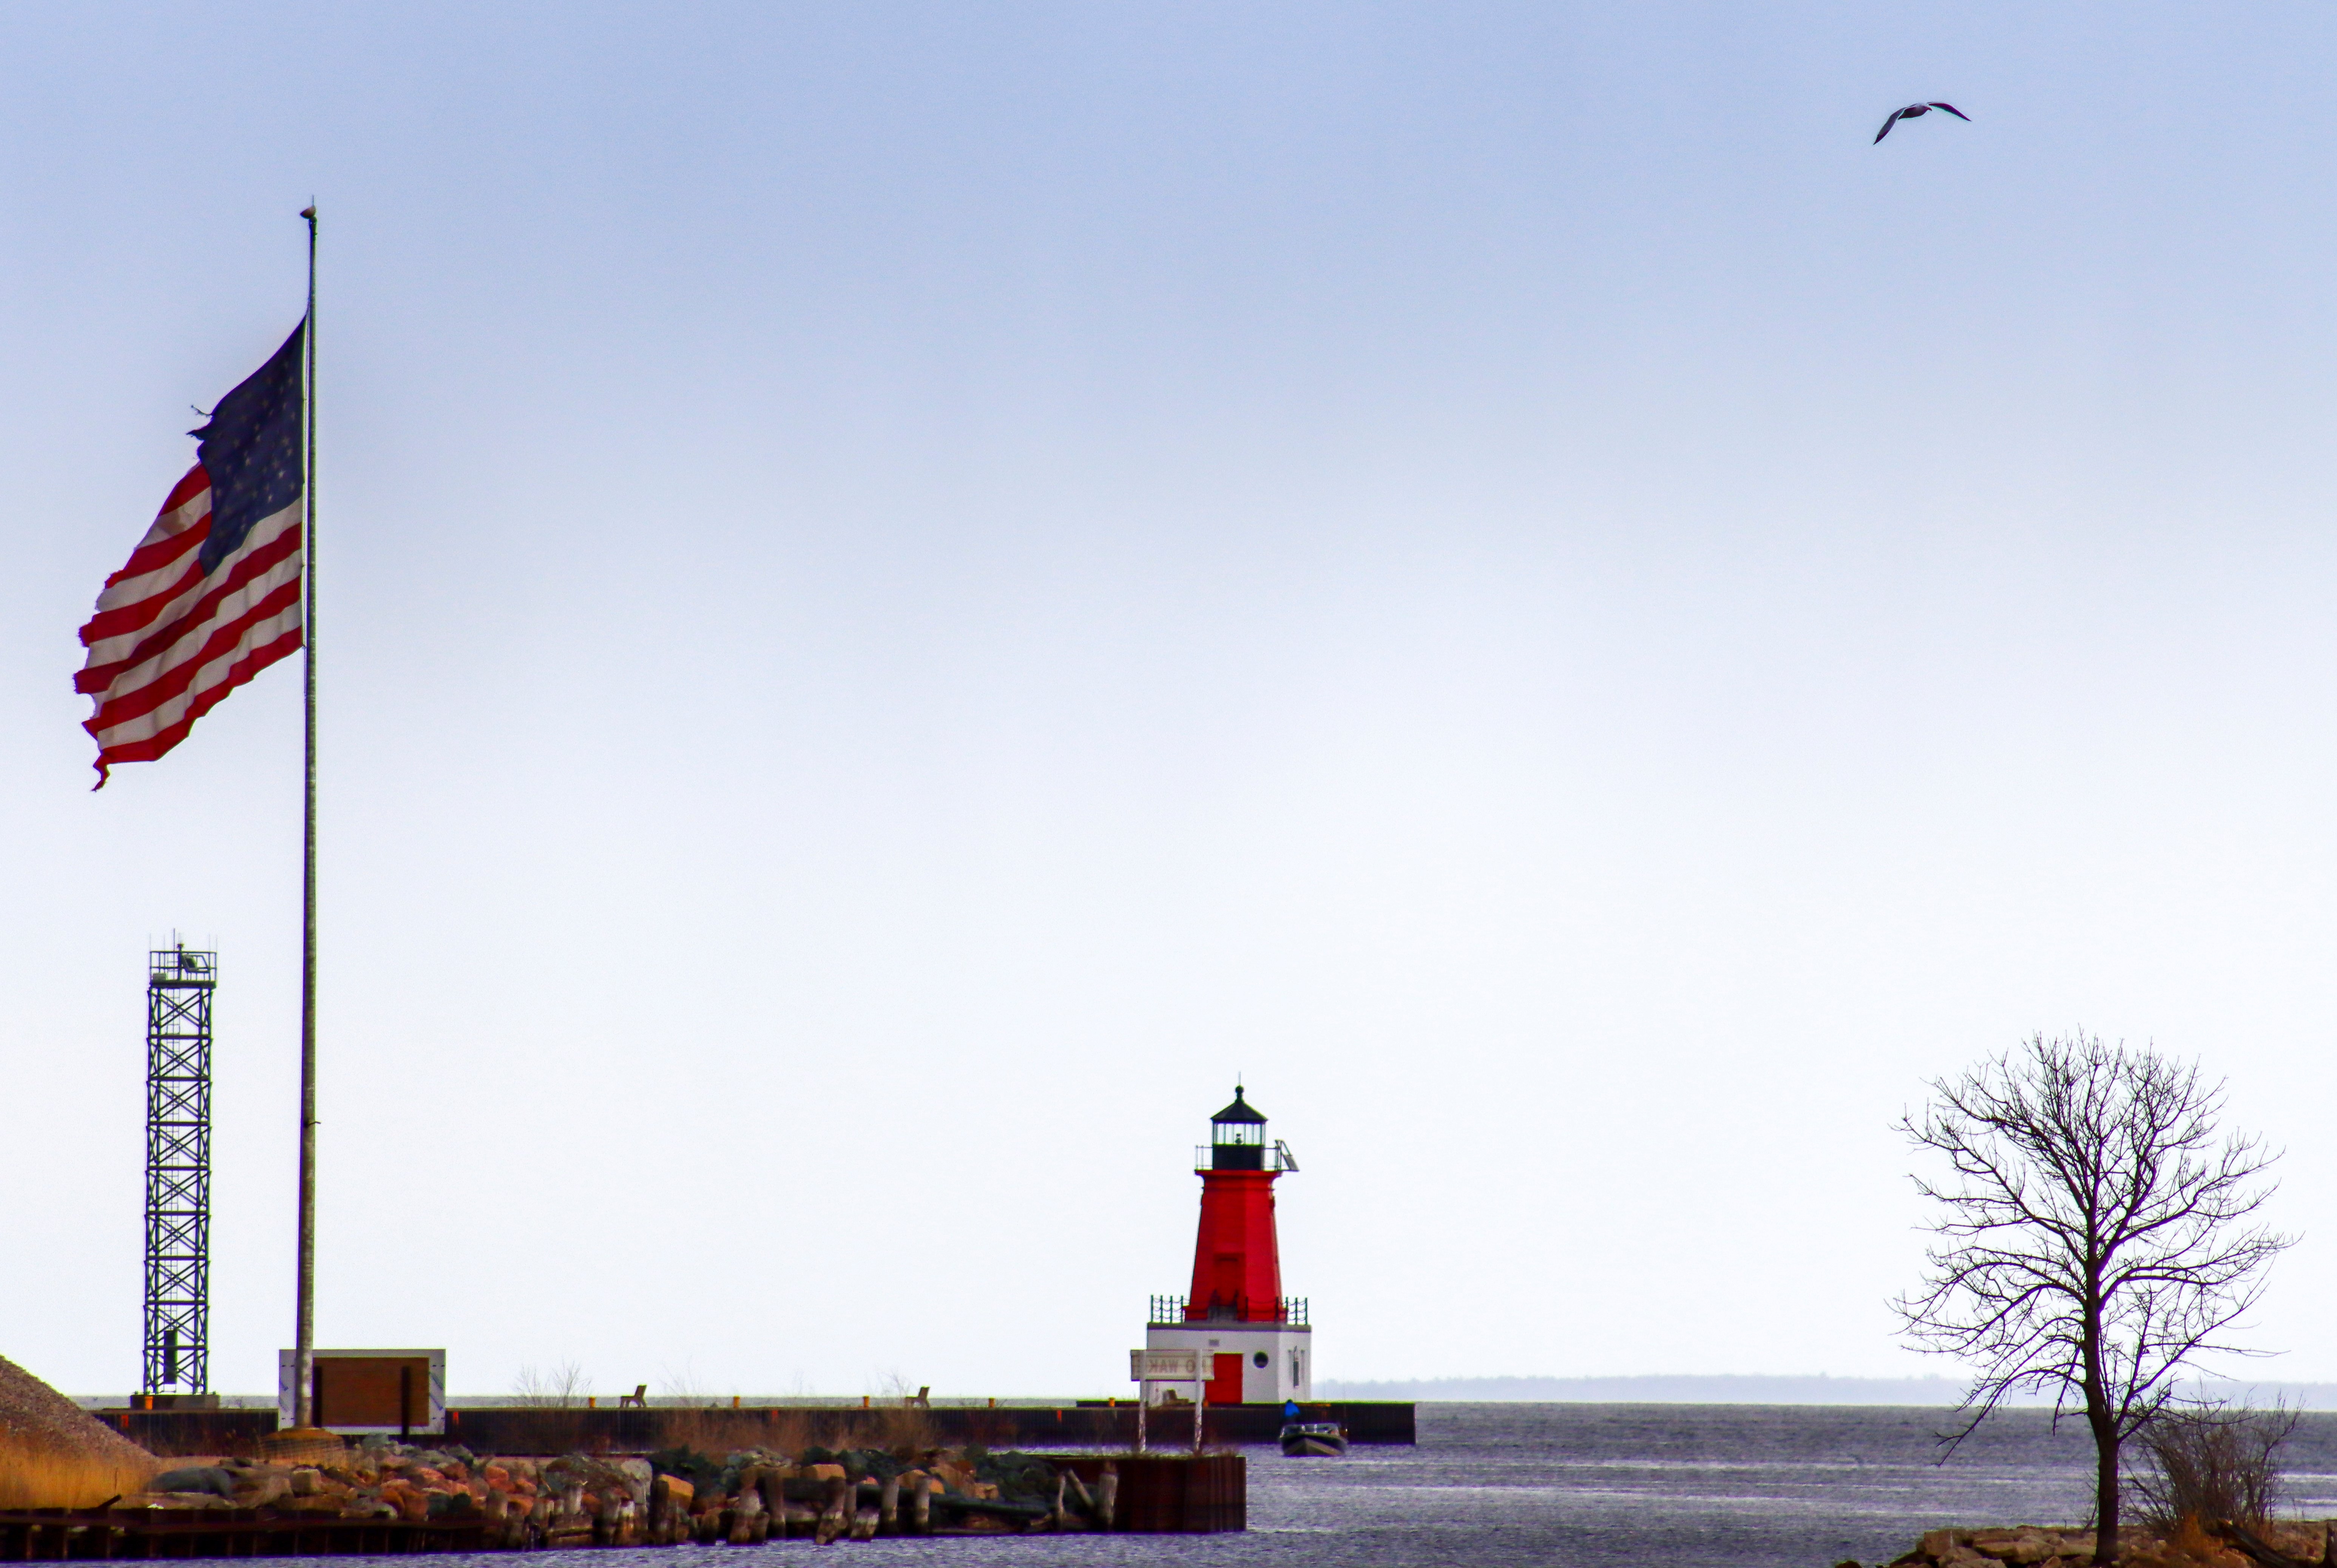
[142,943,215,1396]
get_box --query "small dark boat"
[1279,1420,1348,1457]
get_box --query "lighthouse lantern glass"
[1210,1087,1269,1171]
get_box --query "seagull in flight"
[1874,102,1970,143]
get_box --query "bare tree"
[510,1360,589,1408]
[1895,1033,2288,1563]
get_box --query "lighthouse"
[1144,1086,1312,1406]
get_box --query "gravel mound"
[0,1352,158,1507]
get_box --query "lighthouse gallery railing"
[1147,1294,1308,1326]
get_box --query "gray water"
[400,1404,2337,1567]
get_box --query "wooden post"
[755,1470,788,1532]
[651,1474,693,1544]
[725,1489,762,1546]
[815,1477,848,1546]
[878,1474,900,1535]
[594,1494,618,1548]
[1097,1465,1118,1532]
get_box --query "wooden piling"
[813,1477,848,1546]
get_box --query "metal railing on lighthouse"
[1148,1294,1308,1326]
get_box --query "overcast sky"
[8,2,2337,1401]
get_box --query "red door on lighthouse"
[1207,1352,1244,1406]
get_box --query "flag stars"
[191,322,306,576]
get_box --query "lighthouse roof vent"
[1212,1085,1267,1125]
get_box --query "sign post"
[1131,1349,1205,1455]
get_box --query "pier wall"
[98,1401,1414,1457]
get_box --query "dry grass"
[0,1352,160,1506]
[2169,1516,2224,1559]
[654,1407,813,1457]
[0,1442,156,1509]
[875,1400,935,1458]
[652,1400,957,1462]
[809,1409,877,1451]
[872,1377,935,1458]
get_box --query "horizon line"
[1311,1374,2337,1407]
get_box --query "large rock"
[0,1352,159,1508]
[151,1466,235,1499]
[1970,1528,2058,1563]
[1903,1526,2103,1567]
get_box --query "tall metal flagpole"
[293,202,319,1431]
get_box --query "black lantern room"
[1210,1085,1268,1170]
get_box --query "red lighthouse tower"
[1144,1086,1311,1406]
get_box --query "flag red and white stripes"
[74,465,304,787]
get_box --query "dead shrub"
[2128,1403,2298,1532]
[510,1362,588,1409]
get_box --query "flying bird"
[1874,102,1970,143]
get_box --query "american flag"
[77,323,307,787]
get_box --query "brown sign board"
[276,1349,445,1435]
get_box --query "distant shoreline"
[70,1376,2337,1412]
[1314,1375,2337,1407]
[1315,1375,1971,1405]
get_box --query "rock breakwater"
[125,1432,1122,1543]
[1883,1521,2337,1568]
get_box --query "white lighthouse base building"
[1144,1320,1312,1406]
